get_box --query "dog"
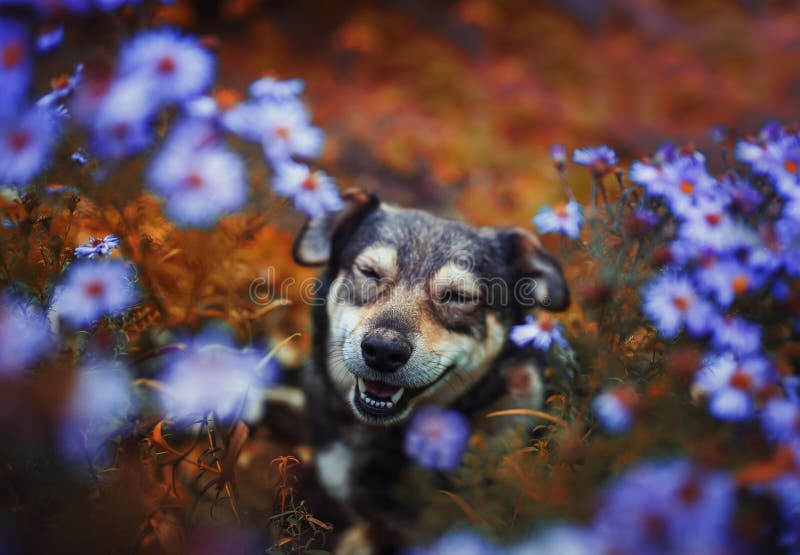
[292,189,570,553]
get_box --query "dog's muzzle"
[354,329,413,417]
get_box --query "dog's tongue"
[363,379,400,398]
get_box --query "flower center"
[679,181,694,195]
[704,213,722,226]
[678,479,702,505]
[112,122,130,139]
[185,172,204,189]
[555,205,569,218]
[156,56,176,75]
[8,130,31,152]
[672,295,691,311]
[84,280,106,298]
[2,41,24,69]
[91,238,104,247]
[301,175,318,191]
[785,160,799,174]
[275,125,290,140]
[729,370,752,390]
[538,319,555,332]
[731,274,749,295]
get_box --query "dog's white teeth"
[390,388,405,404]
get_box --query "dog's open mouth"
[353,365,455,419]
[355,377,408,417]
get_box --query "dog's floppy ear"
[292,188,379,266]
[501,226,570,312]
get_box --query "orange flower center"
[729,371,751,390]
[785,160,799,174]
[112,123,130,139]
[679,181,694,195]
[731,274,749,295]
[185,172,204,189]
[538,319,555,332]
[555,205,569,218]
[275,126,290,140]
[156,56,176,75]
[672,295,691,311]
[705,213,721,226]
[301,175,318,191]
[2,41,24,69]
[678,479,702,505]
[84,281,105,298]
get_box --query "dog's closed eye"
[355,265,382,281]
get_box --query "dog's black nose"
[361,334,412,373]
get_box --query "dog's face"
[294,190,569,425]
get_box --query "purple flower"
[631,156,717,217]
[249,76,305,101]
[404,406,470,471]
[0,17,33,120]
[35,23,64,53]
[51,259,138,328]
[147,141,247,227]
[532,201,584,239]
[89,76,158,159]
[222,98,324,163]
[593,459,735,555]
[59,359,136,463]
[735,130,800,197]
[764,473,800,549]
[0,107,60,187]
[405,531,497,555]
[509,525,604,555]
[761,397,800,444]
[271,162,343,218]
[710,315,762,356]
[183,95,219,120]
[695,257,761,308]
[572,145,617,172]
[693,352,774,421]
[119,29,214,105]
[593,387,638,433]
[0,293,53,377]
[509,315,568,351]
[549,143,566,164]
[641,274,714,339]
[158,331,267,422]
[74,234,120,259]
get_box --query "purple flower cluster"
[222,76,342,218]
[411,458,735,555]
[0,16,63,188]
[633,127,800,421]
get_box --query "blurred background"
[147,0,800,346]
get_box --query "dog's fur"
[292,190,569,553]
